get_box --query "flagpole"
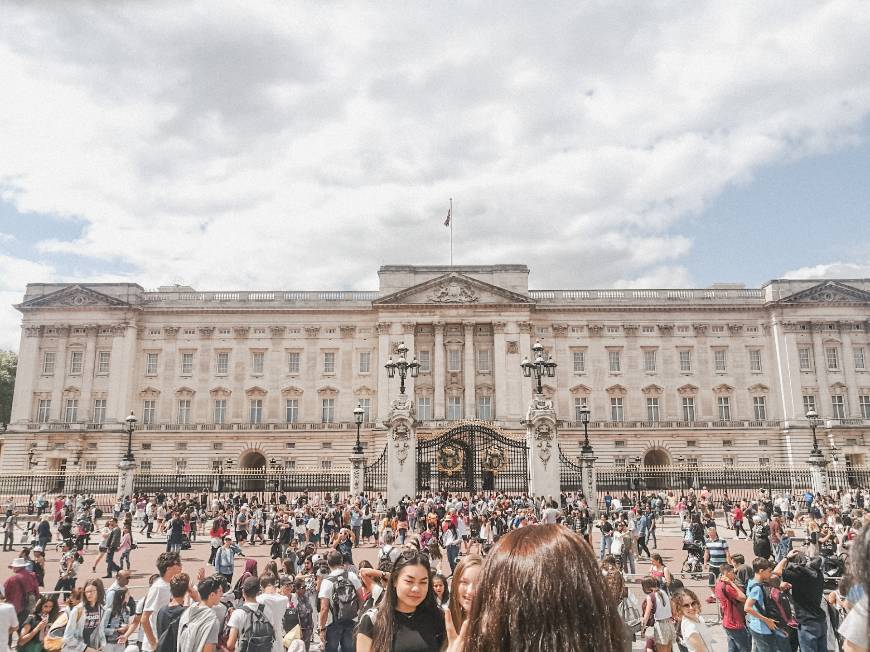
[449,197,453,266]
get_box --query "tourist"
[441,520,461,573]
[140,552,182,652]
[356,549,446,651]
[743,557,788,651]
[256,574,290,652]
[227,576,276,652]
[649,553,672,590]
[63,578,107,651]
[713,563,750,652]
[431,572,449,610]
[447,554,482,632]
[703,527,731,586]
[446,524,624,652]
[16,595,59,651]
[317,549,364,652]
[155,573,190,650]
[290,577,316,652]
[673,588,714,651]
[0,587,20,652]
[774,550,827,652]
[639,575,676,652]
[214,536,238,585]
[3,558,39,627]
[176,576,222,652]
[102,585,133,652]
[839,523,868,652]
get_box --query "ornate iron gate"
[416,422,528,495]
[364,446,388,494]
[559,446,584,492]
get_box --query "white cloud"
[0,2,869,303]
[782,261,870,279]
[0,254,55,351]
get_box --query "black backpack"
[377,548,394,573]
[329,571,360,624]
[155,606,186,652]
[238,604,275,652]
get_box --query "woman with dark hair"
[431,573,449,610]
[447,524,624,652]
[356,549,446,652]
[447,554,482,632]
[839,523,869,652]
[101,586,132,652]
[63,578,107,651]
[17,595,59,651]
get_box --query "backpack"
[618,592,643,634]
[155,606,186,652]
[329,571,360,624]
[218,598,235,649]
[377,548,394,573]
[238,604,275,652]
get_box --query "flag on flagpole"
[443,206,451,227]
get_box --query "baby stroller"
[681,541,705,578]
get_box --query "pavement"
[0,513,774,650]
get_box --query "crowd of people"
[0,485,866,651]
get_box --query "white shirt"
[317,569,362,626]
[141,577,171,651]
[256,592,289,652]
[0,603,17,652]
[681,615,714,651]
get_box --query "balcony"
[559,419,784,430]
[528,287,763,305]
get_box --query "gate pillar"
[385,395,416,506]
[116,459,135,498]
[808,449,831,496]
[349,453,365,500]
[525,396,560,501]
[580,449,599,517]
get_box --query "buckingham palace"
[3,264,869,483]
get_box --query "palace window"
[92,399,106,424]
[250,399,263,424]
[608,350,621,373]
[323,351,335,374]
[679,349,692,372]
[142,400,156,425]
[285,399,298,423]
[64,399,78,423]
[417,350,430,373]
[216,352,229,375]
[42,351,56,375]
[287,352,300,374]
[417,397,432,421]
[831,395,846,419]
[447,396,462,421]
[321,398,335,423]
[713,349,727,372]
[477,396,492,420]
[477,349,491,373]
[573,397,588,421]
[178,399,191,424]
[213,399,226,424]
[753,396,767,421]
[358,351,371,374]
[145,353,159,375]
[69,351,83,375]
[447,348,462,372]
[181,352,194,375]
[610,397,624,422]
[358,398,371,422]
[802,395,816,415]
[682,397,696,422]
[573,351,586,372]
[37,399,51,423]
[859,395,870,419]
[643,349,657,373]
[97,351,111,374]
[646,397,660,422]
[826,347,840,371]
[855,347,866,370]
[749,349,763,372]
[799,347,813,371]
[717,396,731,421]
[251,351,265,374]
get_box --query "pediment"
[778,281,870,305]
[373,272,531,306]
[17,285,132,310]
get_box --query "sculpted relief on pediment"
[427,281,479,304]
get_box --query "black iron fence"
[559,446,584,492]
[364,446,388,495]
[0,473,119,508]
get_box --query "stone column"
[433,323,446,419]
[808,449,831,496]
[50,326,70,421]
[79,326,98,421]
[840,327,861,417]
[376,322,393,424]
[525,396,560,501]
[551,323,569,416]
[492,322,508,420]
[9,325,41,425]
[463,322,476,418]
[385,394,416,506]
[811,325,832,419]
[402,322,417,399]
[580,447,599,517]
[349,453,365,499]
[108,323,139,423]
[116,459,135,498]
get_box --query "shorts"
[653,619,676,646]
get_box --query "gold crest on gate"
[481,445,506,474]
[437,444,465,475]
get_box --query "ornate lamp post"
[123,411,137,462]
[806,408,821,455]
[521,339,557,395]
[579,405,592,453]
[353,402,365,455]
[384,342,419,395]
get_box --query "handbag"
[43,612,69,652]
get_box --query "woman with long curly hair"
[446,524,624,652]
[355,549,446,652]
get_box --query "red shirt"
[714,579,746,630]
[3,570,39,614]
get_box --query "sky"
[1,2,870,351]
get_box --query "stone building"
[3,264,869,476]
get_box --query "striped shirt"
[705,538,729,567]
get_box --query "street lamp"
[579,406,592,454]
[123,411,137,462]
[806,408,821,456]
[384,342,419,395]
[521,339,557,395]
[353,402,365,455]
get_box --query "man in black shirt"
[773,550,826,652]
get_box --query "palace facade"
[3,264,869,474]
